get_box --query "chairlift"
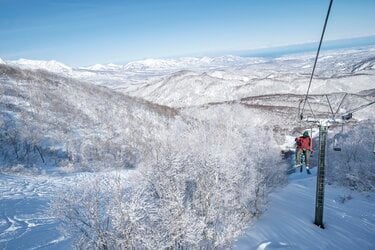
[342,112,352,121]
[333,135,341,151]
[333,123,344,152]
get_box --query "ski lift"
[333,123,344,152]
[333,135,341,151]
[341,112,352,121]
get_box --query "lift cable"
[345,100,375,115]
[307,99,317,120]
[325,95,335,119]
[300,0,333,120]
[333,93,348,118]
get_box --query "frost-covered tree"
[327,120,375,191]
[53,105,286,249]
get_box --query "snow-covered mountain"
[1,47,375,249]
[121,55,257,71]
[4,48,375,108]
[77,55,259,72]
[0,63,174,170]
[60,47,375,108]
[80,63,124,71]
[6,58,73,74]
[0,61,288,249]
[122,49,375,108]
[2,48,374,175]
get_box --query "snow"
[4,47,375,107]
[80,63,123,71]
[99,47,375,108]
[76,55,261,73]
[0,170,134,249]
[234,169,375,250]
[1,46,374,248]
[280,135,297,151]
[0,176,71,249]
[1,165,374,249]
[7,58,72,74]
[121,55,251,71]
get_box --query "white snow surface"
[0,170,136,249]
[234,169,375,250]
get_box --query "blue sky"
[0,0,374,66]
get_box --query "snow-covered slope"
[0,169,135,249]
[0,64,289,249]
[0,63,174,170]
[234,169,375,250]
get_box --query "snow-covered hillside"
[1,62,287,249]
[0,63,175,171]
[1,46,375,249]
[234,169,375,250]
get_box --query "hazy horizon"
[2,35,375,67]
